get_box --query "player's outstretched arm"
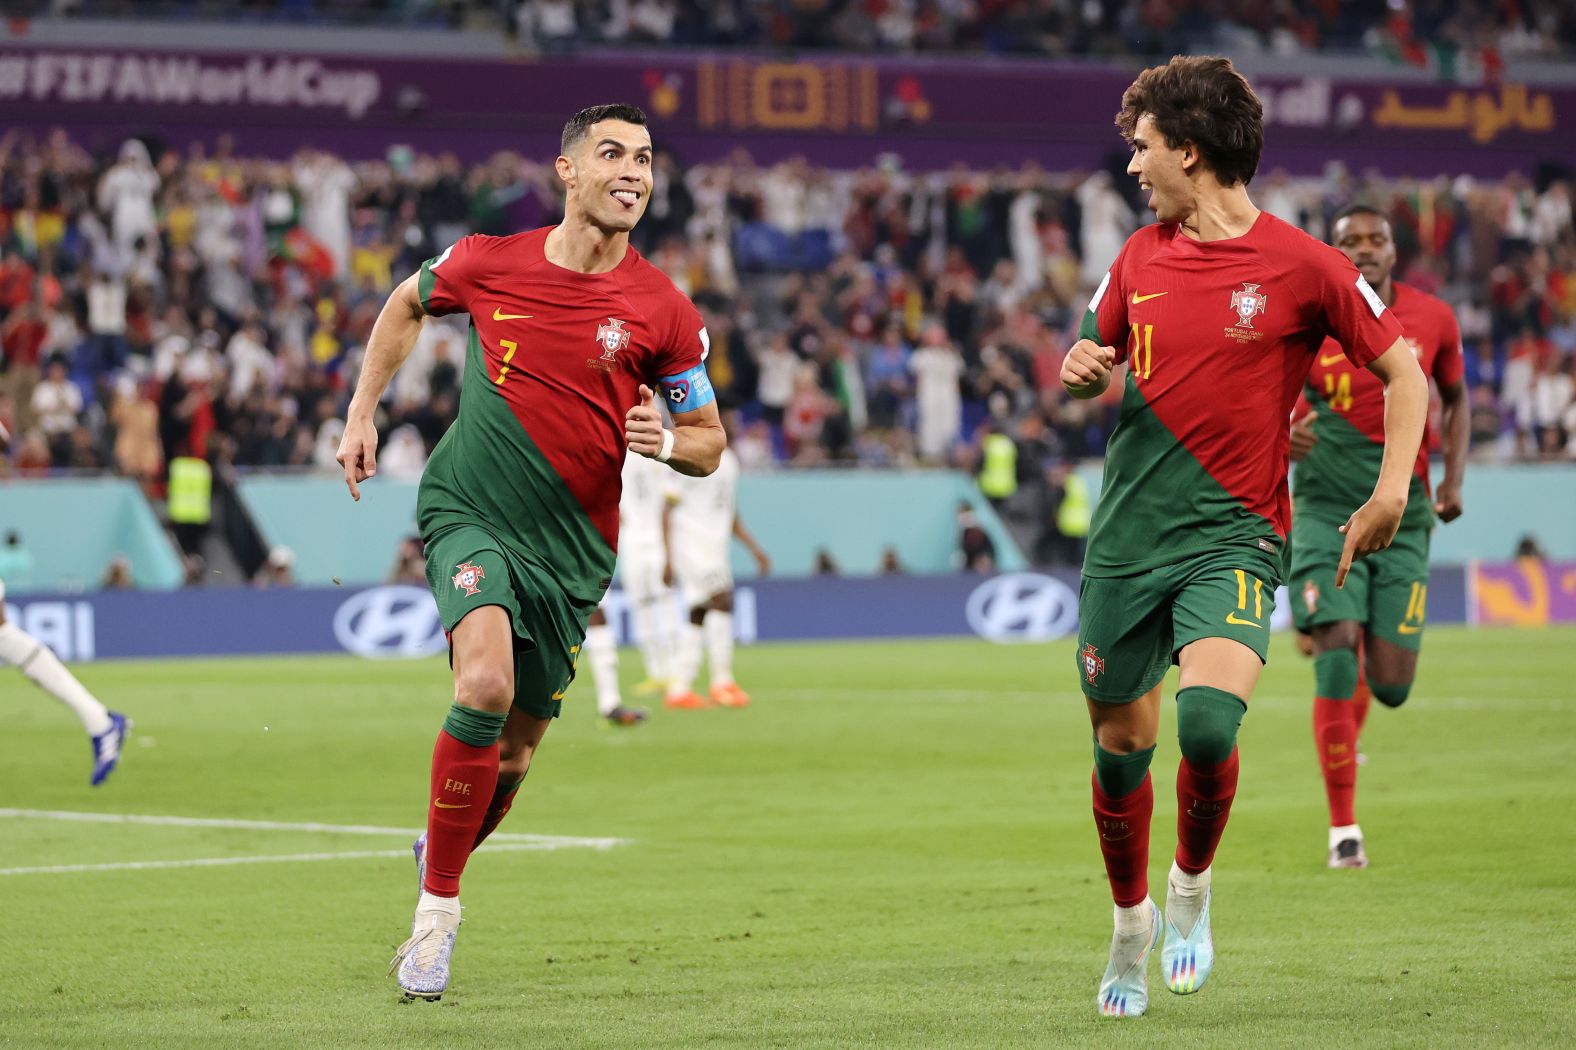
[1434,379,1469,522]
[732,514,771,576]
[1060,339,1116,400]
[625,385,725,477]
[337,273,427,501]
[1335,337,1427,587]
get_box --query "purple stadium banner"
[1471,559,1576,627]
[1,565,1475,663]
[0,45,1567,174]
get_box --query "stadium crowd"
[40,1,1576,64]
[0,130,1573,511]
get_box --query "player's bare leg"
[393,605,514,1001]
[583,607,646,726]
[663,605,709,709]
[0,605,129,786]
[1088,685,1163,1017]
[1310,621,1367,868]
[1161,637,1258,995]
[701,590,749,708]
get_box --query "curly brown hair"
[1115,56,1264,188]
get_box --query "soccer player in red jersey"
[1289,205,1468,869]
[1060,57,1429,1017]
[336,104,725,1000]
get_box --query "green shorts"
[1288,517,1430,651]
[1077,546,1281,703]
[424,523,584,720]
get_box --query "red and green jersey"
[1080,213,1405,578]
[1294,281,1463,531]
[414,227,709,609]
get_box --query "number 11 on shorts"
[1226,568,1264,628]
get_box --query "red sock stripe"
[1092,770,1154,908]
[423,728,499,897]
[1175,750,1239,875]
[1313,696,1359,827]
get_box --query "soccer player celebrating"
[662,438,770,710]
[336,104,724,1001]
[1061,57,1428,1018]
[1289,204,1468,869]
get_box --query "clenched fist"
[1061,339,1116,398]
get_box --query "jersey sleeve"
[1311,245,1405,368]
[417,234,492,317]
[1078,239,1132,363]
[1431,303,1466,388]
[652,295,716,416]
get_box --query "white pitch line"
[0,842,579,877]
[0,808,625,850]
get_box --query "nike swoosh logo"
[1397,623,1422,635]
[1100,832,1134,842]
[1318,353,1347,366]
[1131,292,1168,304]
[492,308,532,321]
[1327,758,1353,770]
[1225,612,1262,628]
[433,799,471,809]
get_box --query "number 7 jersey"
[1079,212,1405,578]
[413,227,711,609]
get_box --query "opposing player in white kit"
[663,444,771,710]
[580,451,682,725]
[0,551,130,783]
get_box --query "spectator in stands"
[101,555,135,590]
[956,501,996,574]
[30,356,82,463]
[911,324,964,463]
[255,546,296,589]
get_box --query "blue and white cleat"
[412,832,427,894]
[1097,897,1162,1018]
[390,904,460,1001]
[89,711,130,787]
[1162,882,1214,995]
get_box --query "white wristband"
[655,428,675,463]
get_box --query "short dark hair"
[561,104,648,156]
[1332,203,1390,227]
[1116,56,1264,187]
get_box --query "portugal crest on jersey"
[1081,643,1105,685]
[452,562,486,596]
[597,317,632,355]
[1231,283,1268,328]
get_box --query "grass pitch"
[2,626,1571,1049]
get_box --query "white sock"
[1113,899,1152,937]
[416,891,461,924]
[1328,823,1362,850]
[631,596,669,682]
[0,621,112,736]
[664,620,704,699]
[1166,862,1210,936]
[1168,860,1210,896]
[703,609,735,688]
[582,624,621,716]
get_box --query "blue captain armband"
[657,363,716,413]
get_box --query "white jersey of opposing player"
[617,451,674,602]
[669,446,740,606]
[620,451,673,550]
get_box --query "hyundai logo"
[965,573,1079,644]
[333,585,448,658]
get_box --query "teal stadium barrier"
[236,470,1027,587]
[1078,462,1576,563]
[0,479,184,591]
